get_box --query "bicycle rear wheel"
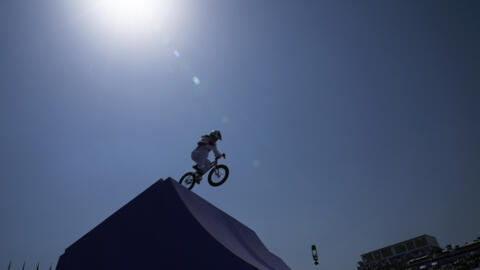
[208,165,229,187]
[179,172,196,190]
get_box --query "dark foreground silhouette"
[56,178,291,270]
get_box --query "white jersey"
[195,135,222,158]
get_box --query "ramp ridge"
[167,178,290,270]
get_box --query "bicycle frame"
[202,158,219,175]
[180,155,228,189]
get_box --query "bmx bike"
[179,156,229,190]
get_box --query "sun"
[88,0,176,38]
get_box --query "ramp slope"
[56,178,291,270]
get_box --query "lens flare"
[193,76,200,85]
[221,116,230,124]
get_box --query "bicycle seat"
[192,165,199,170]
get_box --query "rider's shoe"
[194,172,202,184]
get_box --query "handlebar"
[216,153,226,161]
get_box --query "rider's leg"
[191,150,210,181]
[197,157,211,175]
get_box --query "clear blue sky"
[1,1,479,269]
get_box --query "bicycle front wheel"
[179,172,196,190]
[208,165,229,187]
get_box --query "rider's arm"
[212,144,222,158]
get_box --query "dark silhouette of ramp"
[56,178,291,270]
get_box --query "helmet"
[209,130,222,141]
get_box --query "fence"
[5,262,54,270]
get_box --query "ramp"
[56,178,291,270]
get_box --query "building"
[405,238,480,270]
[358,235,442,270]
[357,235,480,270]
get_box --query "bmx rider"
[191,130,225,183]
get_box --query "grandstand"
[357,235,480,270]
